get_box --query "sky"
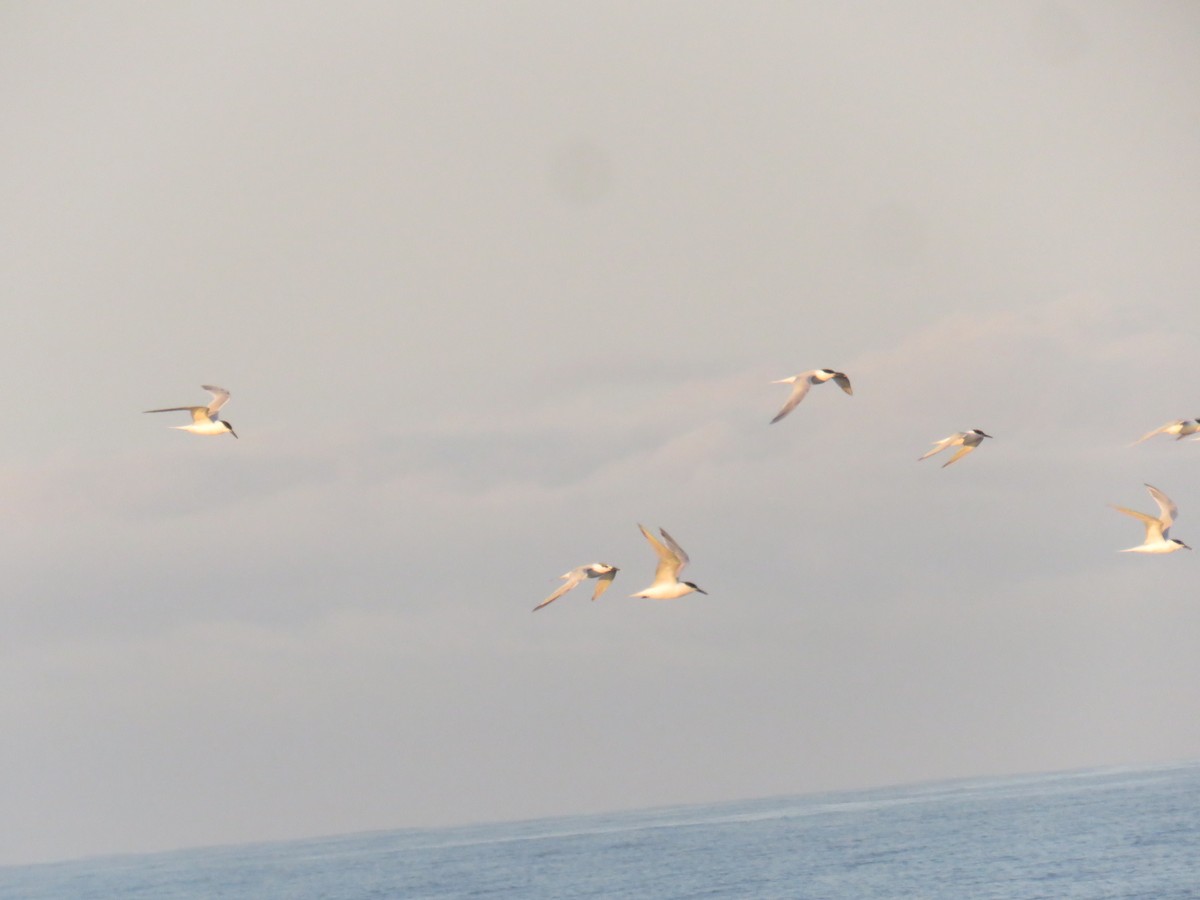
[2,0,1199,867]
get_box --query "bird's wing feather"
[832,373,853,395]
[590,569,617,601]
[639,524,680,583]
[143,405,205,416]
[1111,504,1165,542]
[1145,484,1177,530]
[201,385,231,414]
[1111,505,1157,525]
[919,434,958,460]
[533,568,585,611]
[770,379,812,424]
[657,528,690,570]
[941,444,976,467]
[1133,421,1179,444]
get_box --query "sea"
[3,761,1198,899]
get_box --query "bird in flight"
[918,429,991,468]
[631,525,707,599]
[769,369,853,424]
[533,563,619,612]
[1112,484,1191,554]
[144,385,237,438]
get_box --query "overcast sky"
[2,0,1199,867]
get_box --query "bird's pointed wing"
[143,405,206,418]
[1133,420,1180,444]
[832,372,853,395]
[639,524,680,583]
[1111,505,1157,525]
[1145,484,1177,530]
[590,568,617,601]
[770,379,812,424]
[919,434,958,460]
[201,385,230,414]
[1111,505,1165,543]
[657,528,690,571]
[533,567,586,611]
[941,444,977,467]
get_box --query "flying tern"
[631,525,707,599]
[144,385,237,438]
[1112,484,1191,554]
[1132,419,1200,445]
[769,369,853,424]
[533,563,618,612]
[918,429,991,468]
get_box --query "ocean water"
[4,761,1198,899]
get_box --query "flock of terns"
[525,366,1193,610]
[143,375,1194,615]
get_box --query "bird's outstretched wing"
[657,528,690,572]
[143,405,211,424]
[201,385,231,414]
[1132,420,1181,445]
[1145,484,1177,531]
[590,568,618,601]
[942,444,976,468]
[919,434,958,461]
[1111,505,1164,543]
[533,567,587,612]
[639,524,681,583]
[770,379,812,424]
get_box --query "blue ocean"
[4,761,1198,899]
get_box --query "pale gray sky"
[2,0,1200,866]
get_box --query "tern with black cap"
[919,429,991,468]
[1112,484,1191,554]
[631,525,707,600]
[769,369,853,424]
[144,385,237,438]
[533,563,619,611]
